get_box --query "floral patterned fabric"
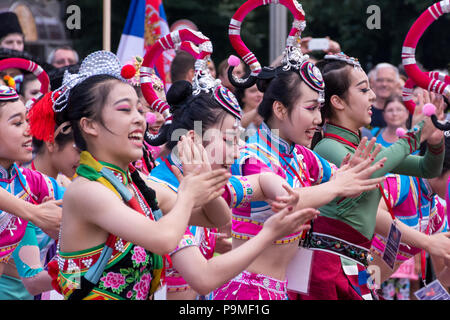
[56,240,161,300]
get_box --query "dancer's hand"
[425,232,450,261]
[31,197,62,240]
[261,206,319,241]
[333,154,387,198]
[340,137,381,168]
[270,184,300,213]
[175,134,212,177]
[173,134,230,207]
[175,167,230,208]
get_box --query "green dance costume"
[298,121,444,300]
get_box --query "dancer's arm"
[0,188,62,238]
[171,206,319,295]
[375,204,450,261]
[65,165,229,256]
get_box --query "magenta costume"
[372,174,448,261]
[213,122,337,300]
[0,164,60,263]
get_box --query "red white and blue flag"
[117,0,174,88]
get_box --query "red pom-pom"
[422,103,436,117]
[228,55,241,67]
[121,64,136,79]
[27,91,57,142]
[146,112,156,125]
[396,127,407,137]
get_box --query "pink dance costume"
[0,164,62,263]
[214,122,337,300]
[372,174,448,261]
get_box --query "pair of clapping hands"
[173,134,387,240]
[270,137,387,233]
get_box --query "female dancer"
[137,29,324,300]
[208,0,388,300]
[0,85,65,298]
[48,50,230,300]
[1,91,78,300]
[305,52,445,300]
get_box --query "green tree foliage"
[164,0,270,68]
[62,0,449,74]
[301,0,449,72]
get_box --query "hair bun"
[256,66,281,92]
[166,80,193,106]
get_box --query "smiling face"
[277,82,322,148]
[0,99,32,168]
[341,67,377,129]
[83,81,146,168]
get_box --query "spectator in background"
[170,50,195,83]
[0,12,24,52]
[47,46,79,68]
[370,63,400,128]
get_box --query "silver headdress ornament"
[324,52,362,70]
[280,36,326,104]
[52,51,126,112]
[192,58,222,96]
[192,59,242,121]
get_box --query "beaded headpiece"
[0,85,19,101]
[227,0,324,104]
[52,51,126,112]
[324,52,362,70]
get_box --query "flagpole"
[103,0,111,51]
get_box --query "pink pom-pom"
[422,103,436,117]
[396,127,407,137]
[146,112,156,125]
[121,64,136,79]
[228,55,241,67]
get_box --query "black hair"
[170,50,196,83]
[256,68,304,122]
[314,59,353,123]
[55,74,120,151]
[48,63,81,90]
[57,74,160,214]
[18,72,37,96]
[32,132,74,155]
[233,67,252,109]
[310,59,353,149]
[162,80,230,150]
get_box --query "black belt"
[302,231,372,267]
